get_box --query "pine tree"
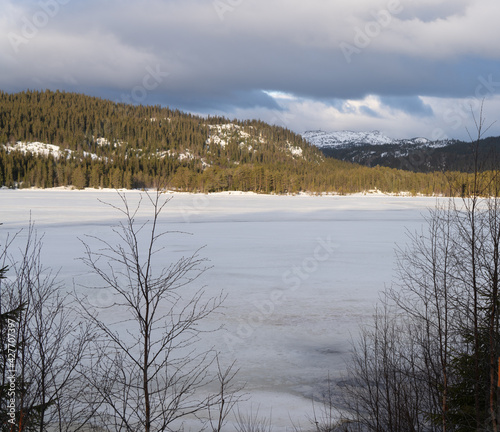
[71,166,87,189]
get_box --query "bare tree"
[306,373,358,432]
[0,222,94,432]
[442,106,500,430]
[0,226,21,430]
[342,196,500,431]
[234,406,273,432]
[340,301,433,432]
[390,203,458,431]
[449,194,500,431]
[75,191,232,431]
[206,356,245,432]
[337,106,500,432]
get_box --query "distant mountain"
[303,130,453,149]
[302,130,500,173]
[303,130,394,147]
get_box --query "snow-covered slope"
[303,130,394,147]
[301,130,465,172]
[206,123,307,160]
[4,141,101,160]
[302,130,452,149]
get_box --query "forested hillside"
[318,137,500,173]
[0,89,497,195]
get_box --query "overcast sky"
[2,0,500,140]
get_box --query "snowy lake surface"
[0,189,440,430]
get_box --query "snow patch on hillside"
[5,141,66,158]
[161,149,211,169]
[4,141,101,160]
[209,135,228,149]
[286,142,303,157]
[96,137,111,147]
[207,123,306,161]
[161,149,195,160]
[206,124,253,150]
[94,137,124,148]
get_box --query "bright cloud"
[1,0,499,140]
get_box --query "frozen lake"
[0,189,438,430]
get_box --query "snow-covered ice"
[0,189,439,430]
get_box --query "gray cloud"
[379,96,434,117]
[395,0,470,23]
[1,0,500,139]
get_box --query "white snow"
[287,143,303,157]
[303,130,456,149]
[209,135,228,148]
[207,124,245,149]
[206,124,256,151]
[412,137,429,144]
[163,149,197,162]
[4,141,69,158]
[96,137,111,146]
[178,150,194,161]
[209,124,243,132]
[4,141,102,160]
[303,130,394,147]
[95,137,124,148]
[0,190,439,431]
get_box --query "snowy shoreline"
[1,185,443,198]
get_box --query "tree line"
[2,89,500,196]
[3,146,500,196]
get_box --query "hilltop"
[303,130,500,173]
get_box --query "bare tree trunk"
[466,106,498,431]
[1,221,93,432]
[339,103,500,432]
[75,191,235,431]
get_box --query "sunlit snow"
[4,141,102,160]
[0,189,438,430]
[303,130,454,149]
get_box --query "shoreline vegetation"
[0,185,443,196]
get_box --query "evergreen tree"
[0,89,498,196]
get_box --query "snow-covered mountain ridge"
[302,130,454,149]
[300,130,482,172]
